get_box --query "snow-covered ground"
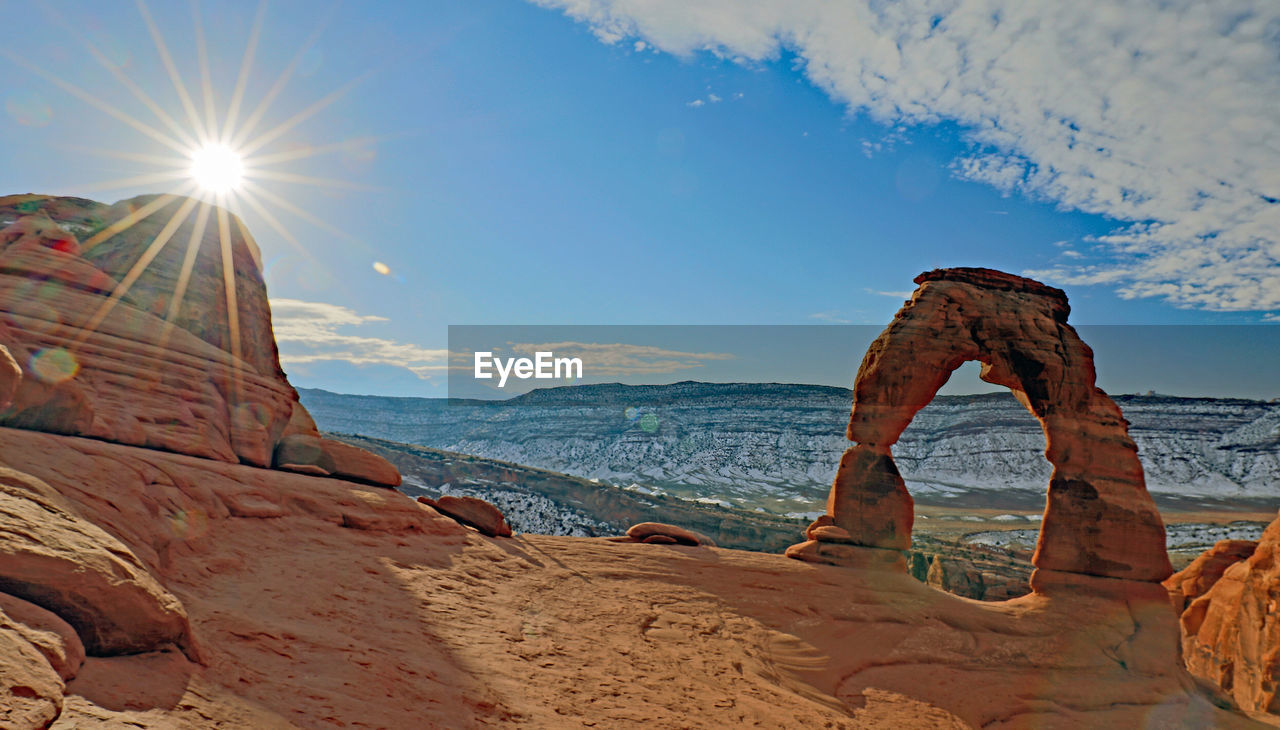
[964,521,1269,552]
[303,385,1280,514]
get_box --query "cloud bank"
[533,0,1280,312]
[270,299,447,378]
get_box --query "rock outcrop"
[0,425,460,729]
[0,467,195,657]
[1169,512,1280,715]
[1165,539,1260,613]
[419,495,513,537]
[788,268,1173,584]
[624,521,715,547]
[0,194,397,486]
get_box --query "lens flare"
[372,261,390,275]
[189,143,245,193]
[29,348,79,384]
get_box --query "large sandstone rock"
[625,521,714,547]
[0,194,397,485]
[419,495,512,537]
[791,268,1172,584]
[1174,512,1280,714]
[1164,539,1259,613]
[0,466,194,656]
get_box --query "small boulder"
[417,496,512,537]
[274,434,336,476]
[625,522,713,547]
[274,435,402,487]
[319,438,401,487]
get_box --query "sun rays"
[6,0,377,402]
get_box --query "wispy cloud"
[531,0,1280,312]
[1264,313,1280,323]
[472,341,735,376]
[270,298,447,378]
[808,310,851,324]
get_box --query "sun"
[189,143,245,195]
[5,0,389,362]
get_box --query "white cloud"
[686,98,704,107]
[809,310,851,324]
[1264,312,1280,322]
[708,93,722,103]
[269,298,447,378]
[487,341,734,376]
[530,0,1280,311]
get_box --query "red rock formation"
[419,495,513,537]
[1165,539,1260,613]
[0,466,195,657]
[625,521,715,547]
[789,268,1173,584]
[1172,513,1280,715]
[0,194,396,486]
[0,425,460,729]
[0,203,1256,727]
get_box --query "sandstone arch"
[788,268,1173,583]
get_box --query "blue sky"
[2,0,1277,397]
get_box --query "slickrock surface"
[0,194,397,486]
[791,267,1173,584]
[0,426,1263,729]
[1171,512,1280,716]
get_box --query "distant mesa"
[0,193,397,487]
[789,266,1174,585]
